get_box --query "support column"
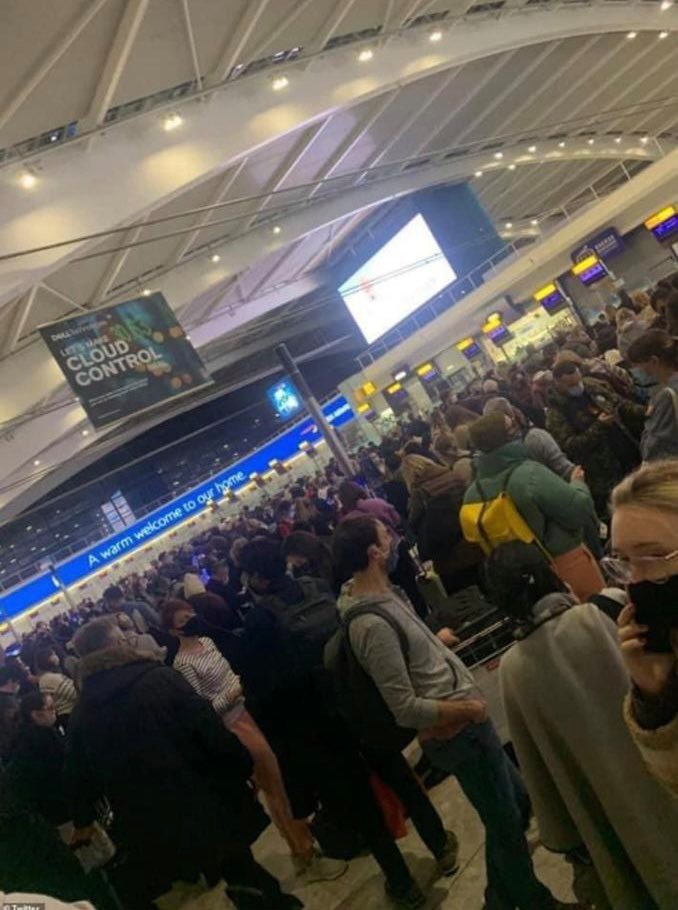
[275,344,354,478]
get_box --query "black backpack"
[267,577,340,680]
[324,605,416,753]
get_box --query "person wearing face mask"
[338,481,429,617]
[612,461,678,797]
[546,360,645,515]
[33,648,77,730]
[487,541,678,910]
[333,516,583,910]
[235,537,437,910]
[627,330,678,461]
[160,598,345,886]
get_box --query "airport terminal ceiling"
[1,0,678,514]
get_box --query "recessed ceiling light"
[527,145,537,153]
[474,170,483,177]
[587,138,595,145]
[211,253,221,262]
[358,48,374,62]
[661,0,672,10]
[142,288,152,296]
[81,429,89,436]
[494,151,504,160]
[163,112,182,131]
[558,141,566,148]
[272,76,289,91]
[429,29,443,42]
[614,136,622,143]
[33,459,40,466]
[20,169,37,189]
[272,225,282,234]
[640,135,650,144]
[659,30,669,38]
[505,221,513,229]
[530,219,539,226]
[508,164,516,170]
[626,31,637,39]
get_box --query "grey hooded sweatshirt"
[337,582,474,731]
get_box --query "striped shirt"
[174,637,244,720]
[38,672,78,719]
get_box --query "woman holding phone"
[611,459,678,796]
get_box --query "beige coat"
[501,597,678,910]
[623,642,678,798]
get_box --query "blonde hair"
[611,460,678,515]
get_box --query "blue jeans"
[424,721,554,910]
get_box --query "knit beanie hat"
[468,413,510,453]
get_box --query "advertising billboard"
[39,293,211,428]
[267,378,302,420]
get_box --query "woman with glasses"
[485,541,678,910]
[612,460,678,797]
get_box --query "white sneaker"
[294,851,348,884]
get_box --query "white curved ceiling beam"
[0,134,664,438]
[1,2,676,305]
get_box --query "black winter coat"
[65,648,267,888]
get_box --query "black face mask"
[629,574,678,653]
[291,562,311,579]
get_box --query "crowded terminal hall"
[3,4,678,910]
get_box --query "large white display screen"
[337,213,457,345]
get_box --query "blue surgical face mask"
[632,367,656,388]
[567,383,585,398]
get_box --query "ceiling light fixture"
[494,151,504,159]
[211,253,221,262]
[474,170,483,177]
[530,219,539,226]
[272,75,289,91]
[163,112,182,131]
[358,48,374,62]
[661,0,672,10]
[272,225,282,234]
[20,169,37,189]
[587,138,595,145]
[33,459,41,466]
[527,145,537,153]
[626,31,637,39]
[614,136,622,143]
[558,140,566,148]
[659,30,669,38]
[505,221,513,229]
[429,29,443,42]
[142,288,152,297]
[508,163,516,170]
[640,135,650,144]
[81,429,89,436]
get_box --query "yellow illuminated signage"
[360,380,377,396]
[571,254,600,276]
[482,315,503,334]
[386,382,402,394]
[645,205,676,230]
[416,362,434,376]
[357,403,371,414]
[456,337,475,351]
[534,282,558,302]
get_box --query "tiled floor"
[249,773,577,910]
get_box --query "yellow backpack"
[460,465,549,557]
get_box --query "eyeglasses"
[601,550,678,585]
